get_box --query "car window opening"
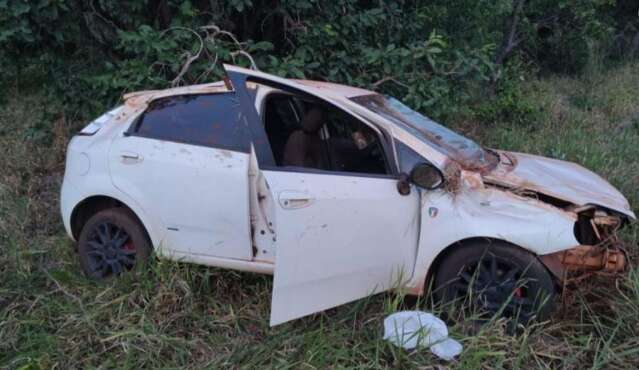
[261,90,388,175]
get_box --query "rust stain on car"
[484,151,634,218]
[540,211,628,284]
[442,160,462,194]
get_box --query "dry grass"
[1,63,639,369]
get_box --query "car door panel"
[110,136,253,259]
[264,170,420,326]
[109,92,254,261]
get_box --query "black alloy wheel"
[85,221,136,276]
[434,241,556,323]
[78,208,151,279]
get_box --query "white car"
[61,65,634,325]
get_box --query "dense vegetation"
[2,0,638,116]
[1,0,639,368]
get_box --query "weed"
[1,63,639,369]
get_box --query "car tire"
[433,240,556,323]
[77,208,151,280]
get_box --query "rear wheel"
[433,240,555,323]
[77,208,151,279]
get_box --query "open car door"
[224,65,421,326]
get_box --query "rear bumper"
[60,176,81,241]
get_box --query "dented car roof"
[122,77,374,106]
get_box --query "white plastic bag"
[383,311,463,360]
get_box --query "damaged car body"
[61,65,635,326]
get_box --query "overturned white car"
[61,65,634,325]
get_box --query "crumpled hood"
[483,151,636,219]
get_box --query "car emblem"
[428,207,438,218]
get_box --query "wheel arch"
[70,195,156,248]
[406,189,578,296]
[420,236,555,295]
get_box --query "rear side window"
[131,93,250,151]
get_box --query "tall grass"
[1,63,639,369]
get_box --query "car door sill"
[158,250,274,274]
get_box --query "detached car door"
[109,91,257,260]
[224,65,422,326]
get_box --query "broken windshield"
[351,94,497,170]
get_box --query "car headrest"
[301,107,325,134]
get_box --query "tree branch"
[156,24,260,87]
[494,0,526,66]
[370,76,409,90]
[161,27,204,87]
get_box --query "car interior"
[261,91,389,175]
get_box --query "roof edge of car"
[122,81,229,103]
[121,65,377,105]
[223,64,375,98]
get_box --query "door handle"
[279,191,314,209]
[120,151,142,163]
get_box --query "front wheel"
[77,208,151,279]
[433,240,556,323]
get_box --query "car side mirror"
[410,163,444,190]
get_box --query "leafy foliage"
[2,0,636,121]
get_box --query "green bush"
[473,72,541,126]
[0,0,634,121]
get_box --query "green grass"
[2,63,639,369]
